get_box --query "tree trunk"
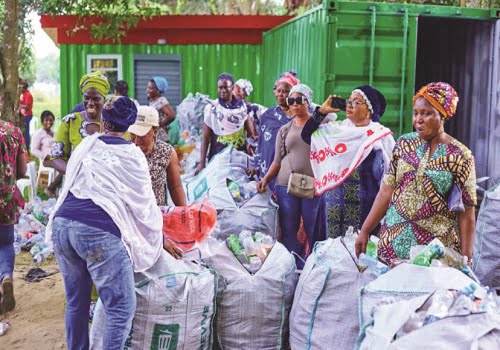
[0,0,21,128]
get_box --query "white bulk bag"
[201,238,298,350]
[289,237,377,350]
[90,251,217,350]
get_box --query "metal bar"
[399,9,409,136]
[369,6,376,85]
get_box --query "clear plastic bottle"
[248,256,262,274]
[13,242,21,255]
[33,247,52,264]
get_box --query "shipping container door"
[327,1,418,137]
[134,54,182,108]
[415,17,500,185]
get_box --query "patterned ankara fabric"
[145,139,173,206]
[413,82,458,120]
[0,120,27,224]
[378,132,477,263]
[149,96,171,143]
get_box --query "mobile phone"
[331,97,346,111]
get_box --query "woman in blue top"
[253,71,300,191]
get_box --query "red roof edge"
[40,14,293,45]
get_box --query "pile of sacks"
[14,197,56,264]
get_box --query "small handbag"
[287,171,315,199]
[281,121,316,199]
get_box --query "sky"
[28,12,59,59]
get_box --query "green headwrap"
[79,70,110,97]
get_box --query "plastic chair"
[16,161,37,201]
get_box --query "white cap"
[128,105,159,136]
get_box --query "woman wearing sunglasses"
[301,85,395,239]
[257,84,327,269]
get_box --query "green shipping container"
[59,44,264,116]
[263,0,500,184]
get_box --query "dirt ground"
[0,252,66,349]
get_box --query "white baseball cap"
[128,105,159,136]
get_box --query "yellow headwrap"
[79,70,110,97]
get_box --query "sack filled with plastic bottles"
[160,201,217,251]
[357,284,500,350]
[290,227,378,350]
[90,250,218,350]
[200,235,298,350]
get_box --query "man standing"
[19,80,34,151]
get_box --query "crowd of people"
[0,68,478,348]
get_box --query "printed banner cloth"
[310,120,395,195]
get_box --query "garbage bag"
[201,238,298,350]
[357,294,500,350]
[207,184,279,240]
[176,93,211,132]
[290,237,377,350]
[358,264,477,328]
[161,201,217,251]
[473,182,500,292]
[183,146,249,204]
[90,251,218,350]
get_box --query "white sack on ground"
[289,237,377,350]
[358,295,500,350]
[358,264,477,328]
[473,182,500,292]
[201,238,298,350]
[90,251,217,350]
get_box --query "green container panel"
[262,7,328,107]
[59,43,263,117]
[263,0,498,137]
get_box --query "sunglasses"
[346,99,367,109]
[287,96,307,106]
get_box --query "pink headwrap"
[275,71,300,87]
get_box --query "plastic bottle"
[227,234,242,256]
[33,247,52,264]
[359,253,389,276]
[30,243,43,256]
[366,235,379,258]
[0,322,10,336]
[248,256,262,274]
[226,179,242,203]
[13,242,21,255]
[244,181,258,199]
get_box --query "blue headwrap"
[352,85,386,122]
[102,96,138,132]
[289,84,313,103]
[152,77,168,94]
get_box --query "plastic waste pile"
[14,197,56,264]
[409,238,479,282]
[226,230,274,274]
[349,227,388,276]
[396,283,498,339]
[227,179,258,204]
[177,126,202,177]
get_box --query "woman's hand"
[319,95,341,115]
[163,237,183,260]
[194,162,205,176]
[355,229,369,257]
[256,178,268,193]
[246,167,257,177]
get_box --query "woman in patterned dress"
[147,77,176,143]
[355,82,477,264]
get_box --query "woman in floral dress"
[355,82,477,264]
[147,76,176,143]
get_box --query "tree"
[0,0,38,126]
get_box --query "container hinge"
[324,74,336,82]
[327,15,337,24]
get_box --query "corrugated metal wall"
[59,44,263,116]
[262,7,327,107]
[262,1,497,137]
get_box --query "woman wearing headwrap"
[147,76,176,143]
[355,82,477,264]
[302,85,395,239]
[252,71,300,191]
[233,78,266,142]
[195,73,252,174]
[46,97,163,349]
[256,84,327,269]
[50,70,110,174]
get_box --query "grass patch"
[16,251,56,267]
